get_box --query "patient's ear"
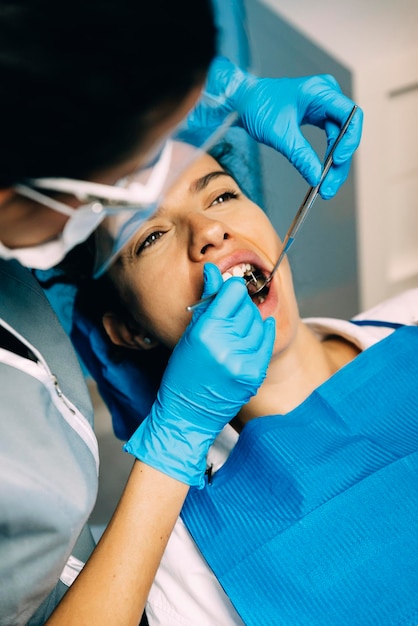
[102,312,159,351]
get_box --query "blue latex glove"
[124,263,275,487]
[189,56,363,200]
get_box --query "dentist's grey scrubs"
[0,259,99,625]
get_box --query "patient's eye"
[137,230,164,253]
[211,190,239,206]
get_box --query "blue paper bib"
[181,325,418,625]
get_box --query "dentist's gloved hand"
[189,56,363,199]
[124,263,275,488]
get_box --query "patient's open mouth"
[221,262,270,304]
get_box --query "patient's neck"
[236,321,360,428]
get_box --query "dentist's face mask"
[1,94,238,275]
[1,139,175,271]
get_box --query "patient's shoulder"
[355,288,418,326]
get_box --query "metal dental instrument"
[186,104,358,312]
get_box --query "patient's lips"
[221,262,270,304]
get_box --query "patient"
[61,141,418,625]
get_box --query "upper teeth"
[222,263,255,282]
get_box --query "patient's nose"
[188,213,229,260]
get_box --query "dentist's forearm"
[46,460,188,625]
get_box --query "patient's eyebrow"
[190,170,235,194]
[144,171,236,222]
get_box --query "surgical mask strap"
[14,184,79,217]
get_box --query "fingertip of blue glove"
[320,161,350,199]
[299,157,322,188]
[264,315,276,343]
[202,263,223,294]
[220,275,247,296]
[203,262,220,279]
[319,183,337,200]
[265,315,276,331]
[331,110,363,165]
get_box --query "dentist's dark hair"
[0,0,216,187]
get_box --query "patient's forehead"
[171,140,202,163]
[170,141,219,175]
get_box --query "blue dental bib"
[181,325,418,625]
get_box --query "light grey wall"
[243,0,359,318]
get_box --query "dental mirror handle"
[186,290,220,312]
[263,103,358,286]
